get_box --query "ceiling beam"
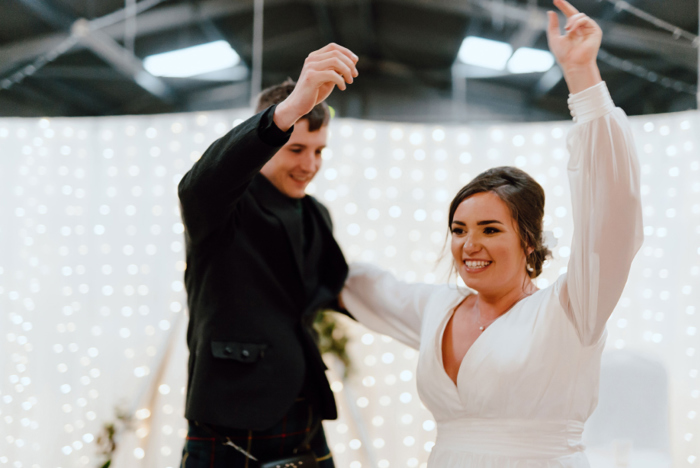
[1,0,695,74]
[0,0,247,78]
[507,0,543,50]
[13,0,75,29]
[0,33,67,76]
[397,0,698,71]
[99,0,249,40]
[1,0,176,101]
[0,0,312,78]
[70,19,173,101]
[33,65,133,80]
[479,0,698,71]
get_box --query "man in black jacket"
[178,43,358,467]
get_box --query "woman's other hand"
[546,0,603,94]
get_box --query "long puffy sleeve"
[342,263,445,349]
[560,82,644,346]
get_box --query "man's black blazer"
[177,106,348,430]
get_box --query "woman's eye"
[451,228,464,235]
[484,227,499,234]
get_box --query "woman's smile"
[463,259,493,273]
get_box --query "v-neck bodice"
[435,291,538,393]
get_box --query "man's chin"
[285,178,311,198]
[283,184,307,199]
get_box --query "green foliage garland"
[95,406,133,468]
[314,311,353,377]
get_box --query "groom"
[177,43,358,467]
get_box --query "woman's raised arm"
[547,0,644,345]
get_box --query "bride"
[341,0,643,466]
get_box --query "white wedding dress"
[342,82,644,467]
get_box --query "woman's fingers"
[567,15,601,38]
[566,18,591,36]
[565,13,587,30]
[546,10,562,41]
[553,0,580,18]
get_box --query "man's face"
[260,119,327,199]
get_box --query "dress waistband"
[436,419,585,459]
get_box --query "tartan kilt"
[180,397,335,468]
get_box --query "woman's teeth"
[464,260,491,268]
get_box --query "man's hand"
[274,43,359,131]
[546,0,602,94]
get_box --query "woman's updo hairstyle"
[448,166,552,278]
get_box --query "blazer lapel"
[302,197,350,314]
[249,174,305,278]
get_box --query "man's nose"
[300,151,319,172]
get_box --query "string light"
[1,84,698,468]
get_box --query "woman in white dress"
[341,1,644,466]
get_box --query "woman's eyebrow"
[476,220,504,226]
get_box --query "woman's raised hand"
[546,0,602,94]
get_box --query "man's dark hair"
[255,78,330,131]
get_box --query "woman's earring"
[526,263,534,273]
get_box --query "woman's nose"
[463,235,480,253]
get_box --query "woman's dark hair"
[448,166,552,278]
[255,78,330,131]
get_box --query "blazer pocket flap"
[211,341,268,363]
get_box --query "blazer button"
[224,346,233,354]
[241,349,250,357]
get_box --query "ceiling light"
[143,41,241,78]
[457,36,513,70]
[507,47,555,74]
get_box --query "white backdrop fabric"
[0,107,698,468]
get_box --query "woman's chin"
[459,274,482,291]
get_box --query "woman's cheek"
[450,238,462,261]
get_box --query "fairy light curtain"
[0,107,698,468]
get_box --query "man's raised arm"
[177,43,358,244]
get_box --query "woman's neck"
[473,279,537,321]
